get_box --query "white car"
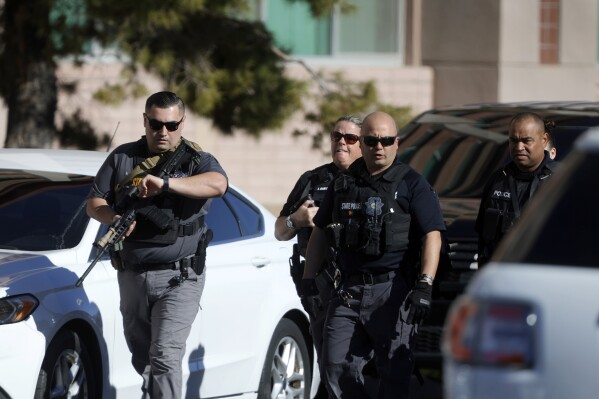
[442,128,599,399]
[0,148,312,398]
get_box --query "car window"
[397,111,597,198]
[205,188,264,245]
[0,171,92,251]
[398,121,508,197]
[494,152,599,267]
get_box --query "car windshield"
[397,109,599,198]
[493,151,599,267]
[0,170,93,251]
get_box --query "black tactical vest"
[296,164,337,255]
[480,159,555,258]
[117,139,203,245]
[331,164,412,256]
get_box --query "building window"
[256,0,403,60]
[540,0,559,64]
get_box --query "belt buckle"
[362,273,374,285]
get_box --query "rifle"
[76,140,192,287]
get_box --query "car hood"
[0,252,79,297]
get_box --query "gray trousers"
[322,276,416,399]
[118,267,205,399]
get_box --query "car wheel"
[34,329,96,399]
[258,318,312,399]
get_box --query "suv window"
[494,152,599,267]
[397,110,599,198]
[0,171,92,251]
[205,188,264,245]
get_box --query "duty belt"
[124,257,193,272]
[346,270,396,285]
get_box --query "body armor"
[116,138,203,245]
[332,165,411,256]
[296,165,336,256]
[479,159,555,262]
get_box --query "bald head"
[362,111,397,135]
[360,111,399,175]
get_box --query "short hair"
[145,91,185,116]
[509,112,545,135]
[334,115,363,128]
[546,130,556,150]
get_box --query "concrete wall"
[421,0,599,106]
[421,0,501,106]
[498,0,598,102]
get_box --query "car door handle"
[252,257,271,268]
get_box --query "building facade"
[0,0,597,212]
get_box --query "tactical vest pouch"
[136,205,171,230]
[109,248,124,271]
[384,213,410,250]
[344,223,360,248]
[129,218,180,245]
[363,222,382,256]
[501,211,517,234]
[482,208,503,242]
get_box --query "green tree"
[0,0,409,148]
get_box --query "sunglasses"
[361,135,397,147]
[331,131,360,145]
[145,114,184,132]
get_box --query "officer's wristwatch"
[162,176,169,193]
[285,215,296,230]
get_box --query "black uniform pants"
[322,275,416,399]
[305,266,336,389]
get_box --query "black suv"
[397,102,599,367]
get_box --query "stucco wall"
[421,0,598,106]
[497,0,598,102]
[421,0,501,106]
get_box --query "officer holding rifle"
[86,91,228,399]
[275,115,363,391]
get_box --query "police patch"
[365,197,383,217]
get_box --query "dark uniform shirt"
[475,151,555,264]
[314,156,446,274]
[89,137,227,264]
[279,162,339,256]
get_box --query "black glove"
[404,282,432,325]
[300,278,319,319]
[300,278,319,298]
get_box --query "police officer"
[476,112,556,266]
[275,115,362,391]
[87,91,228,398]
[303,111,445,399]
